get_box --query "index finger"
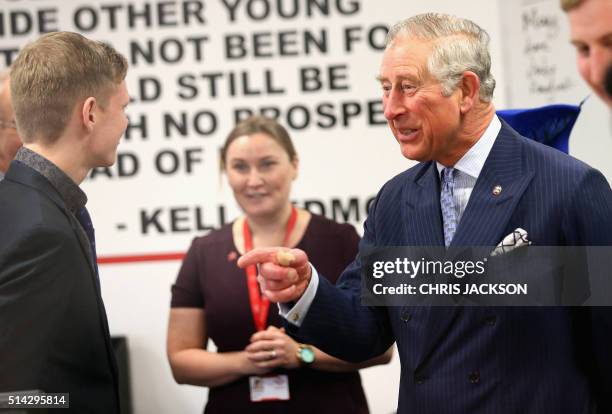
[238,248,308,269]
[237,247,282,268]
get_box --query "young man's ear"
[457,71,481,114]
[81,97,97,133]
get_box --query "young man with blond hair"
[562,0,612,108]
[0,32,129,413]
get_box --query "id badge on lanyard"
[249,375,290,402]
[243,206,297,402]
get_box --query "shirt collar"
[14,147,87,212]
[436,114,501,179]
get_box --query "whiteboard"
[498,0,590,107]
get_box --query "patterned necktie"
[75,206,101,289]
[440,167,458,247]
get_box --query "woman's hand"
[237,350,275,376]
[245,326,300,370]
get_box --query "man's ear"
[457,71,481,114]
[81,97,97,133]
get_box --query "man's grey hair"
[385,13,496,102]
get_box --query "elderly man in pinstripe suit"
[239,13,612,414]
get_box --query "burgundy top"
[171,214,369,414]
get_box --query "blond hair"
[560,0,584,11]
[10,32,127,143]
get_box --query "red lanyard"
[243,206,298,331]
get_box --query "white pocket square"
[491,228,531,257]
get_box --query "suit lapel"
[403,162,445,247]
[402,163,451,366]
[70,215,98,275]
[68,214,120,389]
[415,123,535,367]
[451,123,535,250]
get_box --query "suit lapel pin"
[492,185,502,196]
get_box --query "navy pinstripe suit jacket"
[292,123,612,414]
